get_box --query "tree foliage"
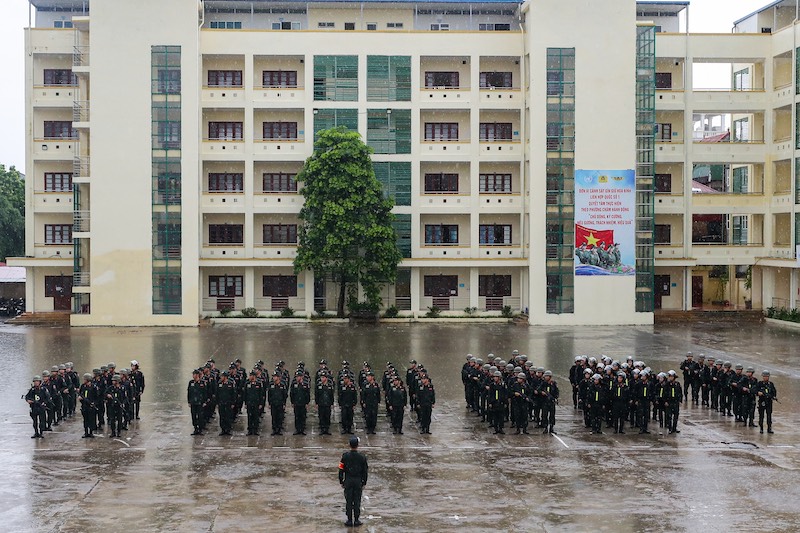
[294,127,402,317]
[0,164,25,261]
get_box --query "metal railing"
[73,210,90,232]
[73,45,89,67]
[394,297,411,311]
[422,296,470,311]
[73,101,89,122]
[73,271,90,287]
[480,296,521,311]
[772,297,790,309]
[253,296,305,312]
[73,156,90,177]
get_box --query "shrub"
[463,306,477,316]
[280,307,295,318]
[240,307,259,318]
[383,305,399,318]
[500,305,514,318]
[425,305,441,318]
[219,306,232,317]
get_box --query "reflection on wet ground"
[1,322,799,532]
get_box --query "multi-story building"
[14,0,660,326]
[643,0,800,312]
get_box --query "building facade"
[15,0,656,325]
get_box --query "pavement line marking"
[303,446,323,449]
[767,445,795,448]
[112,439,130,447]
[552,434,569,449]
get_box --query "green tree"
[0,165,25,261]
[294,127,402,317]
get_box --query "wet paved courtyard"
[1,321,800,532]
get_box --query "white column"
[305,270,315,317]
[410,267,421,317]
[469,267,479,310]
[26,267,35,312]
[244,267,255,309]
[683,266,691,311]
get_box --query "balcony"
[691,89,767,110]
[72,101,90,126]
[201,243,245,259]
[478,86,521,105]
[478,243,524,258]
[201,191,245,209]
[73,155,90,179]
[479,138,521,155]
[420,193,472,209]
[479,295,521,312]
[202,296,246,313]
[201,138,244,156]
[72,45,89,74]
[32,85,78,108]
[655,243,686,259]
[253,85,304,104]
[420,139,470,156]
[73,271,90,287]
[33,191,73,211]
[690,242,765,262]
[421,295,470,311]
[691,139,766,162]
[33,243,73,259]
[254,137,305,155]
[419,244,470,258]
[33,139,76,160]
[253,296,306,313]
[201,85,245,106]
[420,86,470,104]
[254,243,298,259]
[73,210,90,233]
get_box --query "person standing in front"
[339,436,368,527]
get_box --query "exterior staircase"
[8,311,71,326]
[655,310,764,325]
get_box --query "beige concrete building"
[13,0,665,325]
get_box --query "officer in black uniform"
[360,372,381,435]
[487,370,507,434]
[92,368,106,430]
[268,372,288,435]
[188,369,208,435]
[245,371,264,435]
[290,372,310,435]
[78,373,98,438]
[106,374,126,438]
[754,370,777,434]
[664,370,682,434]
[339,374,358,435]
[587,373,606,434]
[634,371,653,434]
[216,371,236,436]
[130,360,145,420]
[387,376,407,435]
[339,436,369,527]
[416,374,436,434]
[538,370,559,434]
[315,373,334,435]
[25,375,48,438]
[740,367,758,427]
[611,371,629,434]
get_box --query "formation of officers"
[187,358,436,437]
[461,350,779,437]
[24,361,145,439]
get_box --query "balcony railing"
[73,156,90,177]
[73,45,89,67]
[772,297,790,309]
[480,296,521,311]
[73,210,90,232]
[73,101,90,122]
[394,296,411,311]
[254,296,305,312]
[73,271,90,287]
[422,296,470,311]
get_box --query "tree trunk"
[337,276,347,318]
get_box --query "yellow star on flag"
[585,232,599,247]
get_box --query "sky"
[0,0,777,174]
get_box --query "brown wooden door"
[654,275,670,310]
[691,276,703,308]
[45,275,72,311]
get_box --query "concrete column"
[305,270,315,317]
[683,266,691,311]
[469,267,479,310]
[26,267,35,312]
[410,267,421,317]
[791,268,798,310]
[244,267,254,308]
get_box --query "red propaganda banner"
[575,224,614,249]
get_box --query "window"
[366,23,377,31]
[546,71,563,96]
[655,72,672,89]
[480,71,512,88]
[208,122,243,140]
[425,123,458,141]
[367,55,411,102]
[263,122,298,140]
[43,121,76,139]
[344,22,356,31]
[156,173,181,205]
[733,118,749,142]
[156,70,181,94]
[424,224,459,244]
[263,275,297,297]
[732,215,748,244]
[423,275,458,296]
[157,122,181,149]
[272,21,300,30]
[263,70,298,88]
[208,173,243,192]
[479,173,512,193]
[45,224,72,244]
[207,70,242,87]
[53,21,73,28]
[425,71,459,88]
[263,173,298,193]
[366,109,411,154]
[479,224,512,244]
[654,224,671,244]
[155,223,182,256]
[210,21,242,29]
[314,55,358,101]
[479,123,513,141]
[208,224,243,244]
[373,162,411,205]
[387,22,404,28]
[708,265,728,279]
[44,276,72,297]
[478,275,512,296]
[318,22,335,28]
[655,173,672,193]
[209,276,243,297]
[657,123,672,141]
[43,69,76,86]
[478,23,510,31]
[733,68,751,91]
[315,108,359,138]
[424,173,458,193]
[732,166,749,193]
[44,172,73,192]
[430,23,450,31]
[263,224,298,244]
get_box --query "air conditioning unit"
[761,27,772,33]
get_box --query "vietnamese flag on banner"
[575,224,614,249]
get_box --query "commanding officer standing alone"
[339,436,369,527]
